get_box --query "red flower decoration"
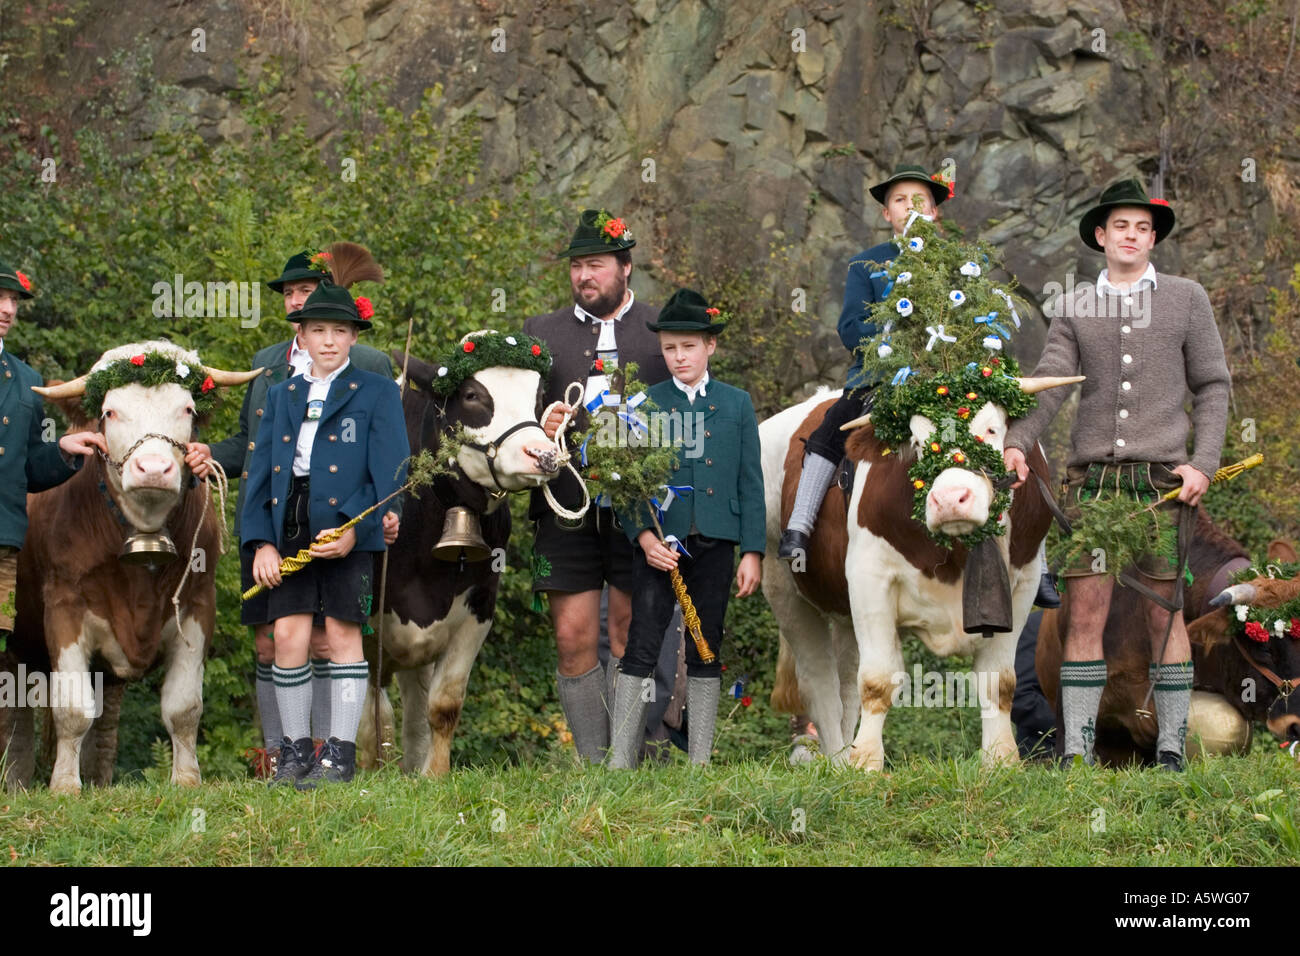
[991,357,1001,366]
[15,270,31,292]
[1291,618,1300,639]
[957,406,970,418]
[463,341,476,353]
[952,451,966,464]
[531,344,541,356]
[603,217,626,239]
[200,375,215,393]
[741,695,753,708]
[594,358,604,372]
[1244,621,1269,643]
[705,307,720,317]
[129,354,146,366]
[981,367,992,377]
[936,386,948,396]
[966,391,978,400]
[1150,198,1169,206]
[975,435,985,443]
[355,296,374,321]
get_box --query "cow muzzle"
[926,469,992,536]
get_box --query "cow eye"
[102,409,114,420]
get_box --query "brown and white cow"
[761,382,1070,769]
[0,341,258,793]
[1034,521,1300,764]
[357,345,563,775]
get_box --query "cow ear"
[908,414,935,449]
[1187,608,1232,649]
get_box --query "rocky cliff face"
[58,0,1294,382]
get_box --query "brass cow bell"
[433,506,491,563]
[119,530,179,571]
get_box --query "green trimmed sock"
[310,657,332,740]
[1060,659,1107,764]
[273,663,312,742]
[328,660,370,745]
[1154,660,1193,757]
[255,660,282,749]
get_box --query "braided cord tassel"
[669,565,715,664]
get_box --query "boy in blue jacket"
[608,290,764,767]
[242,275,408,788]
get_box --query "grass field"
[4,748,1299,866]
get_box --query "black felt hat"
[1078,178,1176,252]
[0,259,34,299]
[286,280,373,331]
[267,251,332,294]
[868,164,952,207]
[558,209,636,258]
[646,289,727,334]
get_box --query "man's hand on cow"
[1172,464,1210,506]
[59,430,107,459]
[184,442,213,479]
[637,530,679,572]
[542,403,573,440]
[253,543,283,588]
[382,510,399,545]
[1003,446,1029,489]
[311,526,357,559]
[735,552,762,598]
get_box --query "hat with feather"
[286,241,384,331]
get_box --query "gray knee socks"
[786,452,838,535]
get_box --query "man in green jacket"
[0,260,107,639]
[186,249,397,761]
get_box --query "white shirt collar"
[304,358,349,385]
[672,370,710,402]
[288,336,312,373]
[1096,263,1158,295]
[574,288,636,324]
[0,338,5,356]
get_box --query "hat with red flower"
[868,164,952,208]
[1078,178,1176,252]
[0,259,34,300]
[646,288,729,334]
[285,241,384,331]
[558,208,637,258]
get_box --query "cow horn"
[838,413,871,432]
[202,366,265,387]
[1209,582,1255,608]
[31,374,90,400]
[1016,375,1085,394]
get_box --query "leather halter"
[1231,630,1298,698]
[460,420,550,493]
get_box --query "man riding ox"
[2,340,258,793]
[761,370,1075,769]
[358,331,565,775]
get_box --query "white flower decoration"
[1235,605,1249,622]
[505,336,517,345]
[437,366,449,377]
[982,336,1002,351]
[611,472,621,481]
[960,261,981,277]
[908,237,924,252]
[896,298,913,316]
[896,272,912,283]
[1275,619,1287,636]
[175,362,190,379]
[877,343,893,358]
[949,290,966,306]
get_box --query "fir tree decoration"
[429,331,552,398]
[848,197,1038,548]
[1046,494,1179,581]
[83,349,222,419]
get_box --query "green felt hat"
[1078,178,1175,252]
[267,250,332,293]
[868,164,952,207]
[558,208,636,258]
[286,279,373,331]
[0,259,34,299]
[646,288,727,334]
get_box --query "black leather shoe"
[778,529,809,563]
[1156,750,1185,772]
[1035,567,1062,608]
[297,737,357,789]
[270,737,314,787]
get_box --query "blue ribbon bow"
[974,311,1012,340]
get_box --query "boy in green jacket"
[608,289,764,767]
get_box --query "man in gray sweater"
[1003,178,1231,771]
